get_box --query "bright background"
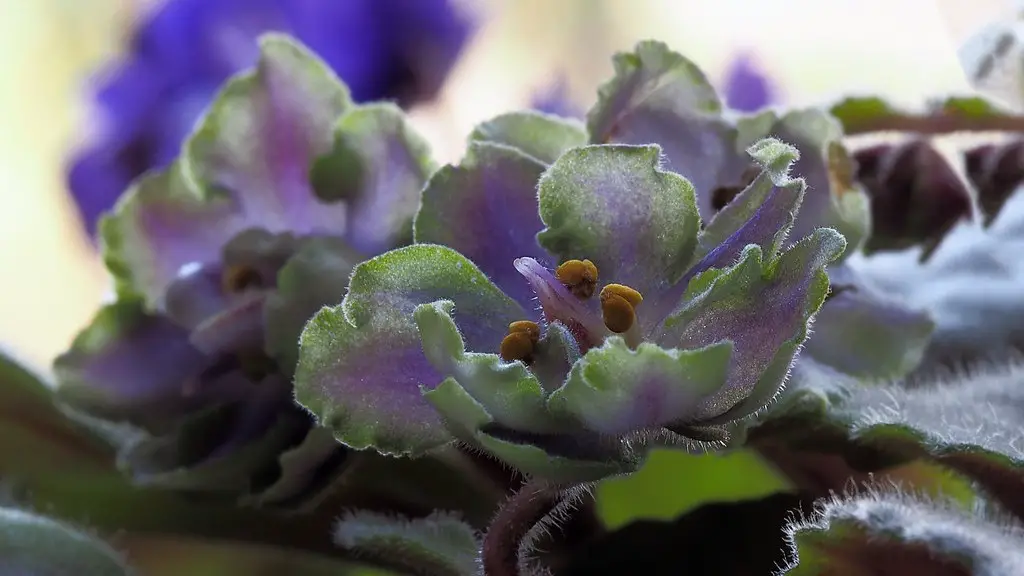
[0,0,1011,371]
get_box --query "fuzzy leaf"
[333,511,480,576]
[782,490,1024,575]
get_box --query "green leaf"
[595,448,794,531]
[294,245,526,457]
[547,337,732,435]
[0,507,132,575]
[333,511,480,576]
[536,144,701,296]
[469,110,588,165]
[828,96,898,135]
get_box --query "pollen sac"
[221,263,265,294]
[500,320,542,363]
[555,259,599,299]
[600,284,644,333]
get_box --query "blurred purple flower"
[531,78,583,118]
[722,53,775,112]
[68,0,474,238]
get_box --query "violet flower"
[722,53,775,112]
[54,36,435,504]
[292,42,854,483]
[68,0,472,238]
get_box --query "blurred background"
[0,0,1011,373]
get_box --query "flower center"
[503,259,646,359]
[555,259,599,299]
[221,264,266,294]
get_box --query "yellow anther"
[508,320,541,343]
[599,284,644,333]
[555,259,599,299]
[500,332,536,363]
[501,320,542,362]
[221,264,264,294]
[600,284,643,308]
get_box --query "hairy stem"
[482,479,564,576]
[843,112,1024,136]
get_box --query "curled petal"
[547,338,733,435]
[423,378,627,482]
[415,142,551,311]
[659,229,846,422]
[311,103,436,254]
[770,109,871,259]
[294,245,526,457]
[650,139,805,325]
[414,301,567,433]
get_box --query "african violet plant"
[7,22,1024,576]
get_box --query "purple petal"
[415,143,550,311]
[658,229,846,420]
[189,292,268,356]
[66,147,136,238]
[105,37,353,304]
[649,141,805,325]
[52,301,221,431]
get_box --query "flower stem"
[843,112,1024,136]
[482,478,564,576]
